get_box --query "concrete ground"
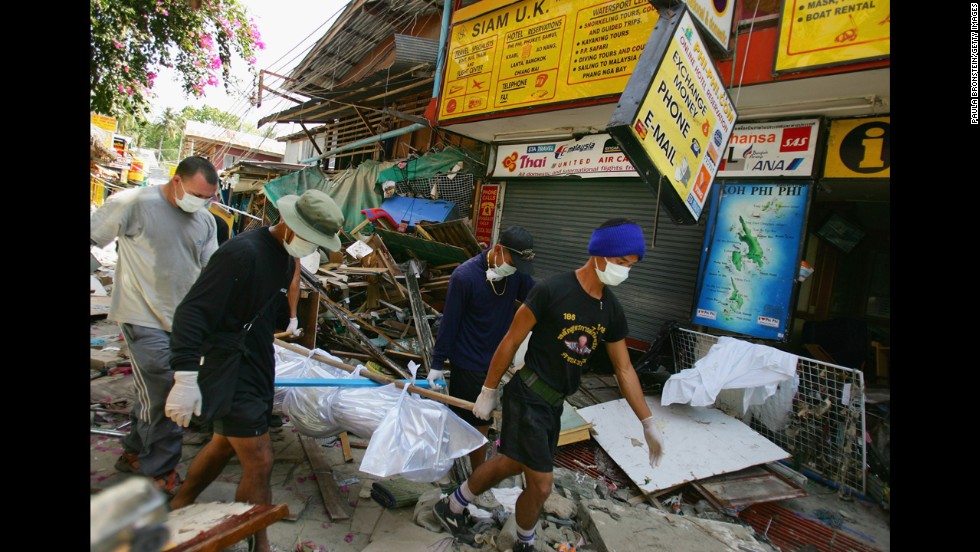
[90,402,890,552]
[90,320,890,551]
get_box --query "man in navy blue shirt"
[429,226,536,472]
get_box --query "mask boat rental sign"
[606,2,737,225]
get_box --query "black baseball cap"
[499,226,535,275]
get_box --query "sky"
[147,0,351,136]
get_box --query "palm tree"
[155,108,184,162]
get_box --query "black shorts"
[448,364,491,428]
[498,373,563,473]
[214,358,273,438]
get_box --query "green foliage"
[91,0,264,123]
[116,105,278,163]
[179,105,243,130]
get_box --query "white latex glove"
[427,369,446,391]
[641,416,665,468]
[286,317,302,336]
[472,386,498,420]
[165,371,202,428]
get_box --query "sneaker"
[153,470,183,497]
[114,451,140,473]
[432,495,475,542]
[512,541,534,552]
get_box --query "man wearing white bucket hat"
[165,189,344,552]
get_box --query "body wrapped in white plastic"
[273,347,486,482]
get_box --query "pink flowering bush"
[91,0,264,122]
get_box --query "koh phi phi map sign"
[692,182,812,340]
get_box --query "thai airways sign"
[490,134,639,178]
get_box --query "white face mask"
[283,234,318,258]
[175,178,210,213]
[486,249,517,281]
[595,257,630,286]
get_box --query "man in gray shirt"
[90,156,219,495]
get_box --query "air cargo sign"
[490,134,639,178]
[439,0,659,121]
[717,119,820,177]
[608,6,736,223]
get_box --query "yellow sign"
[91,113,118,151]
[823,116,890,178]
[622,9,736,222]
[439,0,659,121]
[683,0,735,50]
[91,113,117,133]
[775,0,890,73]
[91,176,106,207]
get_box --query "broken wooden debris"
[299,435,350,521]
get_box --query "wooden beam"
[167,503,290,552]
[299,435,351,521]
[353,107,375,134]
[299,122,324,155]
[273,339,476,411]
[340,432,353,463]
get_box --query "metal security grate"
[670,328,867,495]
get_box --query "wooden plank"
[387,349,424,363]
[166,502,289,552]
[299,435,351,521]
[557,401,593,447]
[340,431,353,463]
[296,289,319,351]
[332,266,390,274]
[695,466,807,511]
[405,260,435,373]
[365,234,407,299]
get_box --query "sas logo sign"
[779,126,812,152]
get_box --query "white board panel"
[577,397,789,494]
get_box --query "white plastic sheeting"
[273,347,486,482]
[661,336,798,412]
[359,362,487,482]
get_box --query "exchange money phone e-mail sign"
[607,4,737,224]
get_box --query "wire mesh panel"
[670,328,867,495]
[395,177,434,197]
[433,172,475,216]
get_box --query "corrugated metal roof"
[260,33,438,127]
[285,0,441,98]
[184,120,286,156]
